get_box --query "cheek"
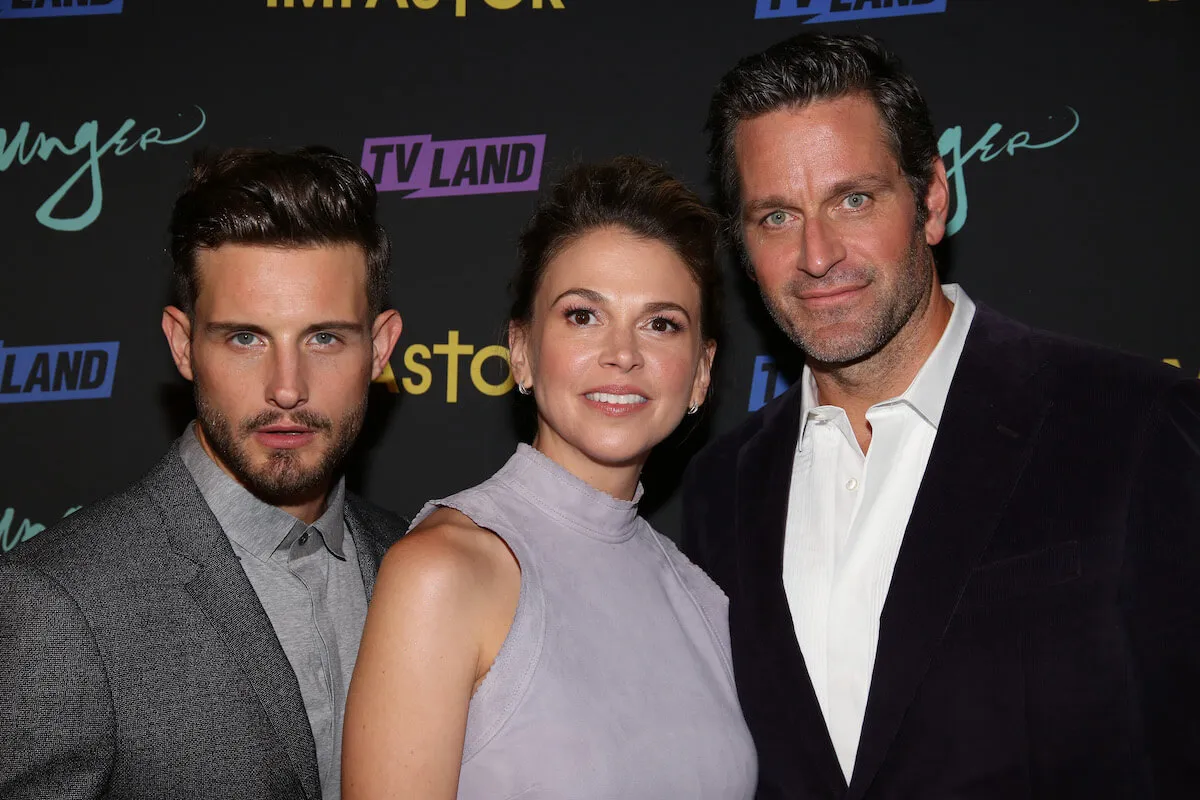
[645,341,701,393]
[746,234,796,280]
[531,336,592,385]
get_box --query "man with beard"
[0,147,407,800]
[682,33,1200,799]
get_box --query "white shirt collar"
[799,283,976,441]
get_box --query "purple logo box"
[361,134,546,198]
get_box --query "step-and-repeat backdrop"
[2,0,1197,551]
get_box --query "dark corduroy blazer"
[0,444,407,800]
[682,305,1200,800]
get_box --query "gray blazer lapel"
[345,503,386,602]
[145,447,321,800]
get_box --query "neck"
[809,281,953,450]
[277,493,329,526]
[531,429,644,502]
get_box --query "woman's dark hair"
[707,33,939,249]
[169,145,391,316]
[510,156,722,343]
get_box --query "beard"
[194,384,367,506]
[760,233,934,367]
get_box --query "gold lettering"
[471,345,515,396]
[373,362,400,393]
[433,331,475,403]
[402,344,432,394]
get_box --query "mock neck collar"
[494,443,643,544]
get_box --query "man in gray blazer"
[0,146,407,800]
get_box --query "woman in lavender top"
[344,157,756,799]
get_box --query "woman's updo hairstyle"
[509,156,722,343]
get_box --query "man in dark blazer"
[683,33,1200,799]
[0,147,407,799]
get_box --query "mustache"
[781,267,875,297]
[239,408,334,435]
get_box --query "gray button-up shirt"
[180,423,367,800]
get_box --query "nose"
[799,216,846,278]
[599,324,644,372]
[266,345,308,410]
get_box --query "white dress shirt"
[782,284,976,779]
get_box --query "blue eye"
[232,332,259,346]
[764,211,789,226]
[844,193,867,209]
[312,332,338,346]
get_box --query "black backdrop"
[2,0,1198,551]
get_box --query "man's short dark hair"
[707,33,939,249]
[169,146,391,316]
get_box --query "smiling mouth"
[584,392,648,406]
[799,284,866,301]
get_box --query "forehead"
[733,94,900,192]
[193,243,368,320]
[538,227,701,307]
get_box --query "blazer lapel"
[146,448,322,800]
[847,308,1054,800]
[736,381,848,796]
[345,502,386,602]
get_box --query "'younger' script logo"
[940,106,1080,236]
[1,505,80,553]
[0,106,207,232]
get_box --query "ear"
[923,156,950,247]
[369,309,404,381]
[689,339,718,410]
[162,306,195,382]
[507,321,532,391]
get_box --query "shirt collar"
[178,421,347,561]
[798,283,976,442]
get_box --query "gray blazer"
[0,444,407,800]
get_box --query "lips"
[583,385,650,417]
[798,283,867,301]
[253,426,318,450]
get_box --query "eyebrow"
[643,301,693,322]
[203,321,366,337]
[742,173,897,218]
[551,287,607,307]
[550,289,693,321]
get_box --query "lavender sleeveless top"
[409,444,757,799]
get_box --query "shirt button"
[845,478,859,491]
[298,532,309,545]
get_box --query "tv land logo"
[754,0,945,23]
[265,0,564,15]
[372,331,514,403]
[362,134,545,198]
[0,0,122,17]
[748,355,792,412]
[0,340,119,404]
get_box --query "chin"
[572,435,654,469]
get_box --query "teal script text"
[0,107,207,232]
[940,107,1080,236]
[1,505,81,553]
